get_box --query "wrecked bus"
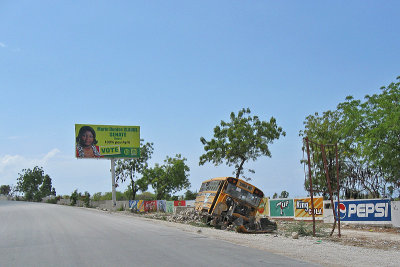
[195,177,276,233]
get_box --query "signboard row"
[257,198,391,222]
[257,197,324,220]
[129,200,194,213]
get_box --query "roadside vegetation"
[300,76,400,200]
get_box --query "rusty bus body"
[195,177,276,233]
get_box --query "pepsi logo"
[336,203,347,219]
[339,203,346,213]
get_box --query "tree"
[40,175,53,197]
[0,185,11,195]
[142,154,191,200]
[83,191,91,207]
[300,76,400,199]
[272,192,278,199]
[184,189,197,200]
[279,190,289,198]
[135,191,156,200]
[115,140,154,200]
[16,166,55,202]
[299,110,344,198]
[199,108,285,180]
[339,77,400,187]
[70,189,78,206]
[92,192,102,201]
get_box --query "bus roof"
[200,177,264,196]
[200,177,234,183]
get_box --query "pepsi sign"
[334,199,391,221]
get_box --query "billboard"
[75,124,140,158]
[256,197,270,217]
[334,199,391,222]
[294,197,324,220]
[269,199,294,218]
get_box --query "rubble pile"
[141,209,248,231]
[140,208,205,224]
[167,209,208,225]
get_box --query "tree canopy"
[16,166,56,202]
[115,140,154,200]
[0,185,11,196]
[142,154,190,200]
[199,108,285,179]
[300,76,400,199]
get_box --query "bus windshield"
[199,180,222,192]
[224,183,261,207]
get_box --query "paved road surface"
[0,201,319,266]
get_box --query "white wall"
[392,201,400,228]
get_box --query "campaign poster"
[137,200,145,212]
[256,197,270,217]
[294,197,324,220]
[157,200,167,212]
[144,200,157,212]
[269,199,294,218]
[334,199,391,222]
[166,201,174,213]
[174,200,186,207]
[75,124,140,159]
[129,200,138,210]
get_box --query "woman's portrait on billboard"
[76,125,102,158]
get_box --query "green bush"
[70,189,78,206]
[83,191,91,207]
[46,198,57,204]
[284,221,328,237]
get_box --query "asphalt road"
[0,201,319,266]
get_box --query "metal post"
[111,158,116,208]
[305,137,316,237]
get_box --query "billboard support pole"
[111,158,116,208]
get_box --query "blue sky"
[1,1,399,198]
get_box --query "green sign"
[269,199,294,217]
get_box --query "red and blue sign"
[334,199,391,221]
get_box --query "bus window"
[224,183,261,207]
[200,180,222,192]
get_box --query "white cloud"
[0,154,25,173]
[41,149,61,164]
[0,42,6,48]
[0,149,61,186]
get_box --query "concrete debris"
[142,208,210,227]
[292,232,299,239]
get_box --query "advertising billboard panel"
[256,197,270,217]
[294,197,324,220]
[75,124,140,159]
[334,199,391,222]
[269,199,294,218]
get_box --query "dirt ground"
[329,224,400,250]
[110,209,400,266]
[133,209,400,251]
